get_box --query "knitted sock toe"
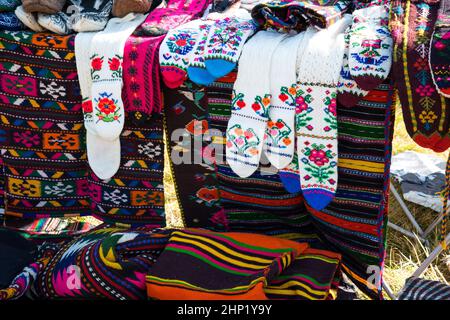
[226,31,286,178]
[204,11,257,79]
[279,152,302,194]
[160,19,203,89]
[70,0,113,33]
[38,12,71,35]
[15,5,44,32]
[187,21,217,86]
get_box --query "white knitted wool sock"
[90,13,147,142]
[264,32,306,170]
[87,14,146,179]
[348,5,392,91]
[337,26,369,107]
[15,5,44,32]
[296,16,351,211]
[75,32,120,180]
[225,31,287,178]
[160,19,203,89]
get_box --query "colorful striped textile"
[4,216,102,239]
[203,75,395,299]
[36,227,171,300]
[146,229,309,300]
[399,277,450,300]
[205,73,320,243]
[0,30,165,226]
[390,0,450,152]
[0,243,60,300]
[307,79,395,299]
[264,248,341,300]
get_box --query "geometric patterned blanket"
[0,30,165,227]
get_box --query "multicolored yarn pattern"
[123,0,210,123]
[163,80,222,228]
[205,74,319,242]
[251,0,351,33]
[307,79,395,299]
[0,243,60,300]
[146,228,309,300]
[264,248,342,300]
[0,30,165,226]
[390,0,450,152]
[36,227,171,300]
[202,74,394,299]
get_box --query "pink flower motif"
[306,125,313,131]
[328,98,337,116]
[415,85,435,97]
[235,138,244,146]
[309,149,329,167]
[296,103,308,114]
[324,126,331,132]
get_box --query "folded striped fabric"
[399,277,450,300]
[251,0,350,33]
[264,248,341,300]
[146,229,309,300]
[36,227,171,300]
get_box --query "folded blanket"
[0,12,24,30]
[399,277,450,300]
[251,0,350,33]
[264,248,341,300]
[0,243,60,300]
[146,229,309,300]
[36,227,171,300]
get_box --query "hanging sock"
[296,16,351,211]
[337,26,369,107]
[204,10,258,79]
[160,19,203,89]
[348,4,393,91]
[122,0,210,121]
[70,0,113,33]
[429,0,450,98]
[390,0,450,152]
[75,32,121,180]
[278,150,302,194]
[440,154,450,250]
[87,14,147,179]
[225,31,286,178]
[265,32,306,170]
[15,5,44,32]
[187,20,217,86]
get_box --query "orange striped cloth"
[146,229,341,300]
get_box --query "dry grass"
[383,103,450,298]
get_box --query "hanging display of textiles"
[0,30,166,226]
[0,0,449,302]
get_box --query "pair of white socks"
[226,16,352,211]
[75,13,147,180]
